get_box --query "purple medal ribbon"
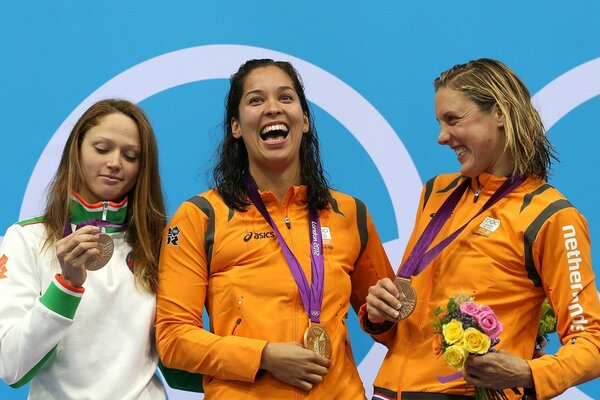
[63,219,127,237]
[398,176,524,279]
[246,176,325,324]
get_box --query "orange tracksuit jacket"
[360,172,600,400]
[156,185,395,399]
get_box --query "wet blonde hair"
[434,58,557,181]
[44,99,166,293]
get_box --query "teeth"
[455,147,466,157]
[261,124,288,134]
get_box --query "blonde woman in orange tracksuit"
[363,59,600,400]
[155,59,395,399]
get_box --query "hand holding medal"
[367,177,523,324]
[56,225,101,287]
[57,219,121,286]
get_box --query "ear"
[494,102,509,128]
[231,118,242,139]
[302,112,309,133]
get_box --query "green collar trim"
[69,192,128,232]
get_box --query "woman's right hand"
[55,225,100,287]
[259,342,330,391]
[366,277,402,323]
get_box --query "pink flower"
[478,305,493,314]
[459,301,480,317]
[476,310,503,339]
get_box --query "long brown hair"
[44,99,166,292]
[434,58,557,181]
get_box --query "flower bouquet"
[433,294,509,400]
[534,298,557,358]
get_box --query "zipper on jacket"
[101,201,113,286]
[231,318,242,335]
[102,201,109,220]
[473,177,481,203]
[284,216,291,229]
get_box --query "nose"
[437,126,449,145]
[106,151,122,169]
[264,97,282,116]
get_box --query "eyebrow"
[440,109,469,120]
[244,86,296,97]
[91,137,140,150]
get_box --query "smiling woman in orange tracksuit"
[362,59,600,400]
[155,59,395,399]
[362,172,600,400]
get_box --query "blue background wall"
[1,1,599,398]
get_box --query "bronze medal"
[394,277,416,320]
[86,233,114,271]
[303,323,332,359]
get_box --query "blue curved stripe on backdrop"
[1,1,599,399]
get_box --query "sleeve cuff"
[358,303,396,334]
[55,274,85,294]
[40,274,84,319]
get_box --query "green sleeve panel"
[159,361,204,393]
[10,348,57,388]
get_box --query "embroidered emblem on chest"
[126,251,134,272]
[474,217,501,237]
[321,226,332,246]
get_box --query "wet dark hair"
[213,59,330,211]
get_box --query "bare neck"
[250,165,302,204]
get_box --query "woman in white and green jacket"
[0,99,168,399]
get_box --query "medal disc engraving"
[87,233,114,271]
[303,324,332,359]
[394,277,416,320]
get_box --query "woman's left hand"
[463,350,534,389]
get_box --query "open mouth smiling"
[260,123,289,144]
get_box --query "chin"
[97,192,126,203]
[459,162,484,178]
[459,167,475,178]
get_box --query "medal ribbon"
[63,219,127,237]
[246,176,325,324]
[398,176,524,279]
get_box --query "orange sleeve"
[357,180,430,345]
[527,207,600,399]
[155,201,267,383]
[351,205,398,345]
[349,205,396,313]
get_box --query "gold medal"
[303,323,332,359]
[86,233,114,271]
[394,277,416,320]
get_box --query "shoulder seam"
[185,196,215,274]
[423,176,437,210]
[17,216,46,227]
[523,199,574,287]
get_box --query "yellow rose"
[443,344,468,370]
[463,327,491,355]
[442,319,464,344]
